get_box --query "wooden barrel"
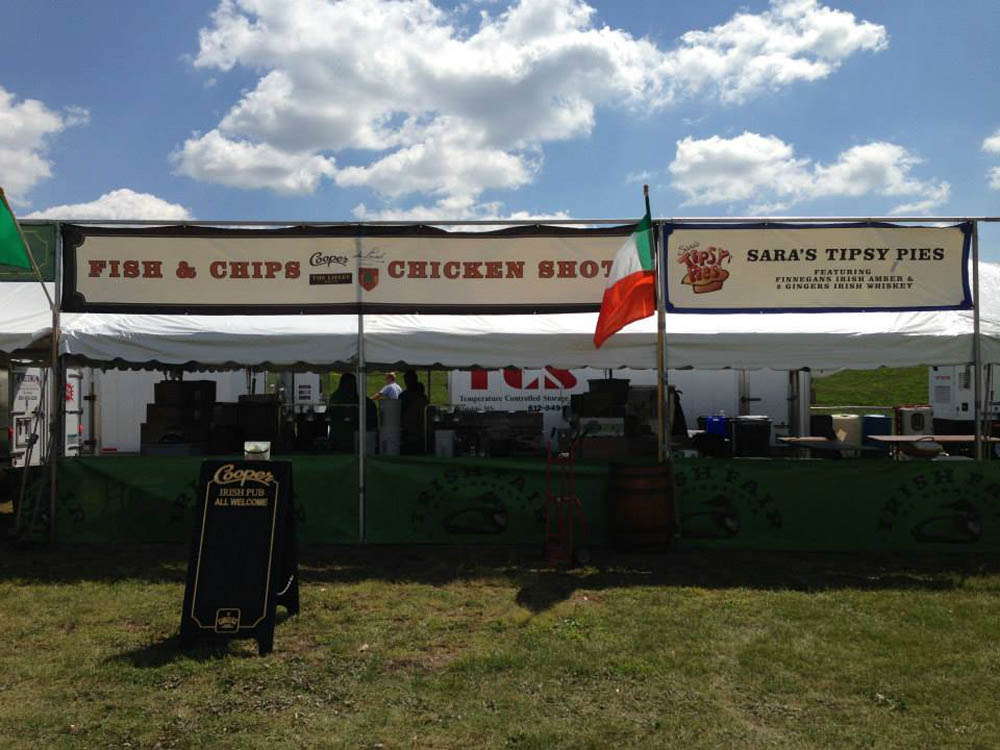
[608,462,675,550]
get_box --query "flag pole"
[0,188,54,311]
[1,187,59,544]
[646,185,668,463]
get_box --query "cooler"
[832,414,862,456]
[704,415,729,437]
[732,416,771,457]
[862,414,892,450]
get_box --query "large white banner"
[62,225,632,314]
[447,367,796,437]
[448,367,660,438]
[665,223,971,312]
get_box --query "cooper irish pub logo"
[677,242,731,294]
[212,464,276,487]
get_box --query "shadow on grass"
[310,545,1000,613]
[115,635,233,668]
[0,542,189,585]
[3,543,999,615]
[113,610,295,668]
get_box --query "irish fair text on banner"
[664,223,972,313]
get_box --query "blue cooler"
[704,415,729,436]
[862,414,892,450]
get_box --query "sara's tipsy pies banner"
[61,224,634,314]
[664,223,972,313]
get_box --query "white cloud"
[352,195,569,225]
[661,0,887,104]
[887,184,951,216]
[335,121,539,199]
[990,166,1000,192]
[0,86,89,204]
[624,170,655,185]
[983,129,1000,154]
[176,0,886,204]
[25,189,193,220]
[984,129,1000,190]
[171,129,335,194]
[669,132,812,206]
[669,132,950,214]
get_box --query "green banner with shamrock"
[52,456,1000,552]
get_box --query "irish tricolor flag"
[593,210,655,348]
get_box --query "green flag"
[0,188,34,270]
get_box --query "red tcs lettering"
[544,367,577,389]
[470,369,489,390]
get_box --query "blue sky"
[2,0,999,255]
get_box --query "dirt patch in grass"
[387,644,464,674]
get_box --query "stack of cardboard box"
[140,380,216,456]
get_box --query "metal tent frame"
[22,215,999,543]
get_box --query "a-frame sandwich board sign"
[180,460,298,655]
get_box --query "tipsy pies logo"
[678,242,731,294]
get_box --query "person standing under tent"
[372,372,402,401]
[327,372,377,452]
[399,369,429,454]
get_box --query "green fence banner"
[54,456,1000,552]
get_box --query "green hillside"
[311,366,932,410]
[812,366,928,407]
[323,370,450,405]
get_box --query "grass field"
[314,365,931,412]
[812,366,928,408]
[3,366,986,747]
[2,545,999,748]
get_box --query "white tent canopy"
[0,282,54,358]
[363,308,996,371]
[2,265,999,371]
[59,312,358,370]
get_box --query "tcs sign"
[471,367,577,391]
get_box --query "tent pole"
[972,222,983,461]
[49,343,61,544]
[355,235,367,544]
[48,222,63,543]
[985,364,994,461]
[647,185,668,462]
[788,370,798,436]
